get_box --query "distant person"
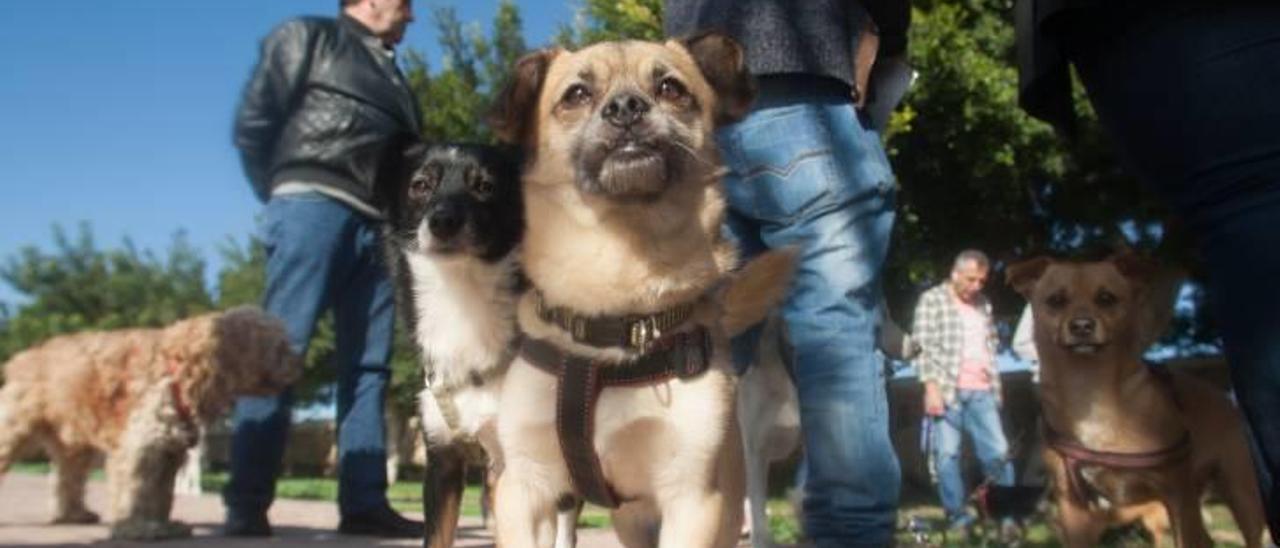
[664,1,911,545]
[1018,2,1280,541]
[912,250,1016,536]
[225,0,422,538]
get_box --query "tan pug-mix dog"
[1007,254,1265,548]
[487,33,793,548]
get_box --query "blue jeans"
[932,389,1014,524]
[223,192,396,517]
[1067,3,1280,540]
[719,76,900,547]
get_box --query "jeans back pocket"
[722,102,897,225]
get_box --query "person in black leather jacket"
[223,0,423,538]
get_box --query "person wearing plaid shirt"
[912,249,1015,534]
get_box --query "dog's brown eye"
[657,77,688,102]
[409,178,430,198]
[561,84,592,108]
[1096,289,1118,307]
[471,173,494,197]
[410,164,441,198]
[1045,291,1068,310]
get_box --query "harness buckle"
[629,319,650,348]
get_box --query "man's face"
[950,259,989,303]
[369,0,413,45]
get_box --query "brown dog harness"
[1045,425,1191,508]
[1045,363,1191,508]
[519,327,713,508]
[534,291,695,350]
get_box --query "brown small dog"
[488,33,792,548]
[1007,254,1264,547]
[0,307,300,540]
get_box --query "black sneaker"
[338,505,423,538]
[223,510,272,537]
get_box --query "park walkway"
[0,473,633,547]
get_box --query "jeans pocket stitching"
[737,150,842,224]
[739,147,835,180]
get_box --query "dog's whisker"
[668,140,732,183]
[669,139,720,170]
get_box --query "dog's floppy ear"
[1005,256,1052,297]
[674,32,756,126]
[1110,249,1158,285]
[1111,250,1183,347]
[488,48,560,146]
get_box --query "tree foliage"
[557,0,663,45]
[0,224,213,367]
[404,0,527,144]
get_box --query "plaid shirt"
[911,283,1001,405]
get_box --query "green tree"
[0,223,214,366]
[404,0,527,143]
[557,0,663,45]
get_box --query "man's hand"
[924,383,945,417]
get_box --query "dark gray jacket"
[234,15,422,206]
[664,0,909,89]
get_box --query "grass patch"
[11,462,52,475]
[760,498,1248,547]
[11,461,104,480]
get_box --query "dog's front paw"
[110,519,193,541]
[51,508,100,525]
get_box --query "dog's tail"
[721,248,798,337]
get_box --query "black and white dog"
[382,143,581,548]
[381,143,525,548]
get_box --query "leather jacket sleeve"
[233,20,315,202]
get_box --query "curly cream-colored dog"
[0,307,300,540]
[487,33,792,548]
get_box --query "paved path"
[0,473,631,547]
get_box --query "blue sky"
[0,1,575,306]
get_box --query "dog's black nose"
[428,204,464,239]
[1069,317,1097,337]
[602,92,651,128]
